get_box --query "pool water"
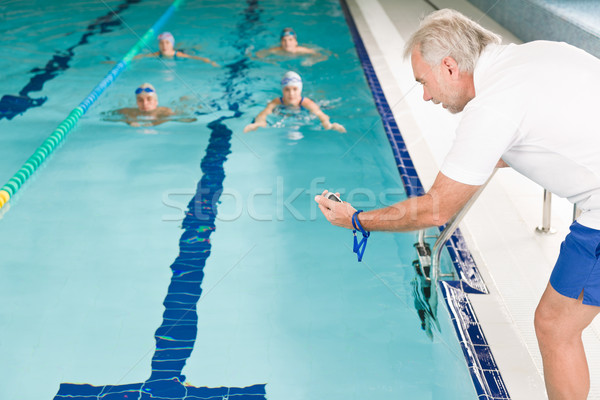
[0,0,477,399]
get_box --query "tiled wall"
[467,0,600,58]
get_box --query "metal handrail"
[417,170,497,282]
[535,189,556,234]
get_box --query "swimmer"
[255,28,327,65]
[113,83,195,127]
[243,71,346,133]
[135,32,219,67]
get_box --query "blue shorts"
[550,221,600,306]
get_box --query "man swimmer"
[243,71,346,133]
[136,32,219,67]
[255,28,326,65]
[115,83,176,126]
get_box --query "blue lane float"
[0,0,184,211]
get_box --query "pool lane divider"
[0,0,186,211]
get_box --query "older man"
[316,9,600,400]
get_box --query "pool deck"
[346,0,600,398]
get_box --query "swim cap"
[158,32,175,46]
[135,83,157,97]
[280,28,296,39]
[281,71,302,91]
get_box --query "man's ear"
[442,56,460,79]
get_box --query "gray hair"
[403,9,501,73]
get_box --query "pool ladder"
[414,171,496,282]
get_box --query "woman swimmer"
[243,71,346,133]
[113,83,195,127]
[135,32,219,67]
[255,28,327,66]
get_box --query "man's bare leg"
[535,283,600,400]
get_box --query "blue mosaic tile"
[439,281,510,399]
[473,344,498,370]
[483,369,511,398]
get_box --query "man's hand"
[314,190,357,229]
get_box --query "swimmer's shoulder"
[115,107,140,116]
[156,106,175,116]
[296,46,318,55]
[268,97,283,107]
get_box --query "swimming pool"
[1,0,480,399]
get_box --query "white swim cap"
[281,71,302,91]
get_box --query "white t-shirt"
[441,41,600,229]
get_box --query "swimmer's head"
[280,28,298,52]
[281,71,302,90]
[135,83,158,112]
[280,28,296,39]
[158,32,175,45]
[281,71,303,104]
[158,32,175,53]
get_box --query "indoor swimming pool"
[1,0,483,399]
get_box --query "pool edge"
[338,0,510,398]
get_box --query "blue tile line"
[440,282,511,400]
[338,0,509,398]
[54,1,267,399]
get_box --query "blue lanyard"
[352,210,370,262]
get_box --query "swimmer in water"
[113,83,195,127]
[135,32,219,67]
[255,28,327,65]
[243,71,346,133]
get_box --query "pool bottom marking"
[54,0,266,398]
[54,112,267,400]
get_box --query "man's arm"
[496,158,509,168]
[315,172,482,231]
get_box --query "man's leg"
[535,283,600,400]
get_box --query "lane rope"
[0,0,185,210]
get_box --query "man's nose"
[422,87,432,102]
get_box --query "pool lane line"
[0,0,185,212]
[55,1,267,398]
[0,0,143,121]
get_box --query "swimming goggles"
[135,87,155,94]
[280,29,296,38]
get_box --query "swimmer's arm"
[134,51,160,59]
[244,99,278,132]
[176,51,219,67]
[301,49,328,66]
[255,47,280,58]
[303,98,346,133]
[146,108,176,126]
[115,108,138,122]
[296,46,318,55]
